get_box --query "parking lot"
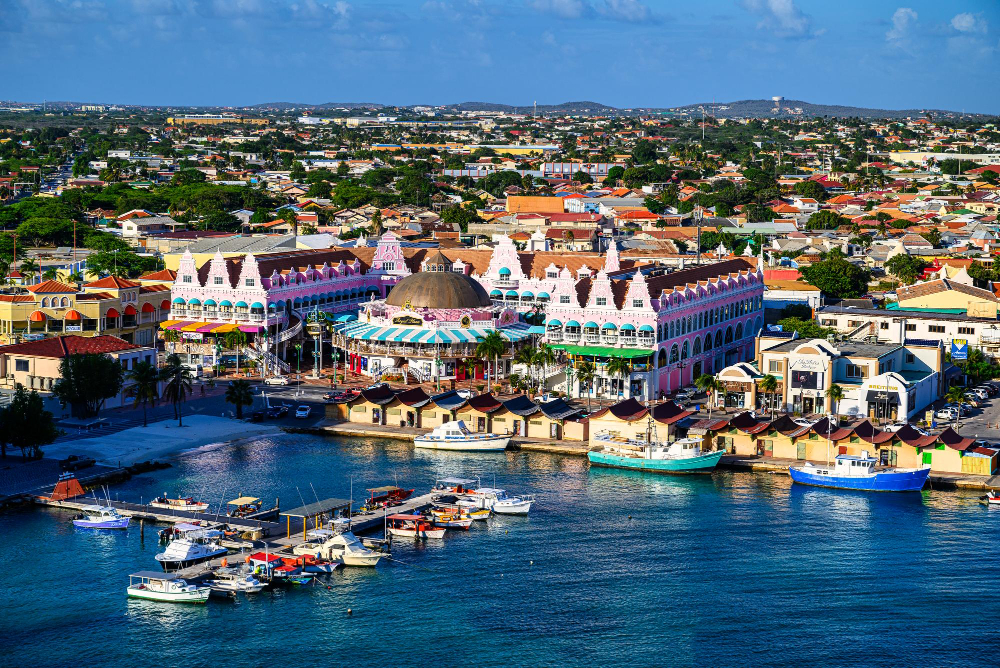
[925,381,1000,445]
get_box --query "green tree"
[128,360,160,427]
[922,229,942,248]
[776,317,836,339]
[572,170,593,184]
[160,353,193,426]
[800,253,871,298]
[223,329,247,374]
[535,344,557,393]
[290,161,306,181]
[225,379,255,420]
[4,385,57,458]
[695,373,718,421]
[576,361,596,413]
[605,356,631,398]
[631,140,658,164]
[474,330,507,389]
[172,169,207,186]
[758,374,779,419]
[884,254,929,285]
[53,353,125,418]
[370,208,383,237]
[827,383,844,419]
[793,180,827,201]
[805,209,847,230]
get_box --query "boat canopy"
[130,571,178,580]
[172,522,204,532]
[367,485,403,493]
[79,504,108,512]
[387,514,424,520]
[228,496,261,505]
[436,477,479,485]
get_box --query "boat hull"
[341,554,382,567]
[388,526,447,539]
[127,586,210,604]
[151,501,209,512]
[492,500,533,515]
[73,518,131,530]
[788,466,931,492]
[413,436,510,451]
[587,449,725,473]
[155,549,228,572]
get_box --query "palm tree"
[475,331,506,390]
[19,258,39,285]
[464,357,480,393]
[68,270,84,284]
[758,374,779,419]
[160,354,193,426]
[605,356,631,400]
[695,373,719,421]
[514,347,537,391]
[225,379,255,420]
[576,361,596,413]
[42,268,58,282]
[370,209,383,237]
[946,386,965,427]
[223,329,248,375]
[827,383,844,422]
[128,361,160,427]
[535,343,557,393]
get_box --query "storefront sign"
[393,315,423,326]
[65,325,82,332]
[722,381,751,392]
[182,332,203,342]
[791,358,823,371]
[951,339,968,361]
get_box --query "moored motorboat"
[492,494,535,516]
[155,528,229,571]
[981,491,1000,506]
[387,514,447,539]
[788,452,930,492]
[458,487,534,516]
[431,477,479,497]
[414,421,509,451]
[127,572,210,604]
[72,504,130,530]
[150,494,210,512]
[359,485,415,512]
[431,513,474,530]
[292,528,383,567]
[587,435,725,474]
[208,568,266,594]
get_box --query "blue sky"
[0,0,998,111]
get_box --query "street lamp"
[294,343,302,374]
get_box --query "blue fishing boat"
[789,452,930,492]
[588,436,725,474]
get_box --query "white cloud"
[601,0,651,23]
[951,12,986,34]
[529,0,588,19]
[886,7,917,49]
[741,0,810,37]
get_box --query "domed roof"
[385,270,492,310]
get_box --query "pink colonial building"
[539,250,765,401]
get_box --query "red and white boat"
[431,513,474,530]
[982,491,1000,506]
[360,485,414,512]
[387,514,446,539]
[150,495,210,512]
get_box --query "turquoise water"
[2,433,999,668]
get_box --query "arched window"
[657,348,667,368]
[715,330,723,348]
[670,344,680,363]
[725,326,734,344]
[736,323,744,340]
[669,321,674,338]
[705,333,713,351]
[41,298,48,307]
[693,337,702,355]
[688,315,693,333]
[681,341,689,359]
[62,297,69,307]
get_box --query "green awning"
[551,344,654,359]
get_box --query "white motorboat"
[292,528,382,567]
[460,487,535,515]
[155,528,229,572]
[72,504,130,530]
[208,568,266,594]
[150,494,210,512]
[386,514,447,539]
[127,571,210,604]
[414,421,509,452]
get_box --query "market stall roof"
[538,397,584,421]
[503,394,541,417]
[429,390,468,411]
[280,497,352,519]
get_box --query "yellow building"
[895,278,998,317]
[0,273,173,347]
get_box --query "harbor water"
[2,432,999,667]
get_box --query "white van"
[181,363,204,378]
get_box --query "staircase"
[277,316,303,344]
[844,321,877,342]
[406,366,428,383]
[246,345,290,374]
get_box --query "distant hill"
[665,99,988,120]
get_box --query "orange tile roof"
[84,276,140,289]
[27,280,77,294]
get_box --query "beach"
[43,415,284,465]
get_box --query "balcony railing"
[493,278,519,288]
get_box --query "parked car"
[968,388,989,400]
[267,405,289,419]
[295,405,312,419]
[935,408,958,421]
[250,410,266,422]
[962,394,982,407]
[263,376,289,386]
[455,389,474,400]
[675,388,696,401]
[59,455,96,472]
[884,422,930,436]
